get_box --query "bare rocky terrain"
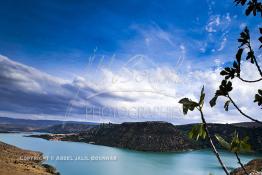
[230,159,262,175]
[0,141,59,175]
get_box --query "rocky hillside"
[0,141,59,175]
[31,121,262,152]
[79,121,201,151]
[230,159,262,175]
[32,122,201,152]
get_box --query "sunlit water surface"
[0,133,260,175]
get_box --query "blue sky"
[0,0,260,75]
[0,0,261,123]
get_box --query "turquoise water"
[0,133,260,175]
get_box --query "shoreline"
[1,132,262,175]
[28,133,199,153]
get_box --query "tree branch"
[254,57,262,77]
[247,42,262,77]
[227,95,262,124]
[198,108,230,175]
[235,152,249,175]
[238,76,262,83]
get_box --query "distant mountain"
[0,117,62,127]
[36,123,97,134]
[0,117,97,132]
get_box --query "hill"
[0,141,59,175]
[31,121,262,152]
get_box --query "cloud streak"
[0,55,132,121]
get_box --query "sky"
[0,0,261,124]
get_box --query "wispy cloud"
[205,15,221,33]
[217,37,227,51]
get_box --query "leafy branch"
[179,87,230,175]
[213,1,262,125]
[210,79,262,123]
[215,132,252,175]
[228,95,262,124]
[220,27,262,83]
[177,1,261,174]
[234,0,262,17]
[254,89,262,106]
[238,76,262,83]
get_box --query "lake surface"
[0,133,260,175]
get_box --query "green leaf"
[230,131,252,153]
[236,48,243,64]
[234,0,247,5]
[254,89,262,107]
[215,134,231,150]
[179,98,190,104]
[199,86,205,107]
[246,50,255,63]
[246,3,253,16]
[209,96,218,107]
[188,124,206,141]
[220,67,236,79]
[224,100,230,111]
[179,98,199,115]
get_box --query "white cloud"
[205,15,221,33]
[240,22,247,30]
[225,13,231,22]
[217,37,227,51]
[0,55,128,121]
[0,54,260,124]
[75,55,261,124]
[205,13,232,33]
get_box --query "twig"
[227,95,262,124]
[247,43,262,77]
[235,152,249,175]
[253,55,262,77]
[198,108,230,175]
[238,76,262,83]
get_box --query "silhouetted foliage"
[209,80,232,108]
[254,89,262,106]
[179,0,261,174]
[178,98,198,114]
[210,1,262,123]
[179,87,230,175]
[235,0,262,16]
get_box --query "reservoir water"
[0,133,260,175]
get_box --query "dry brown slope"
[0,141,58,175]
